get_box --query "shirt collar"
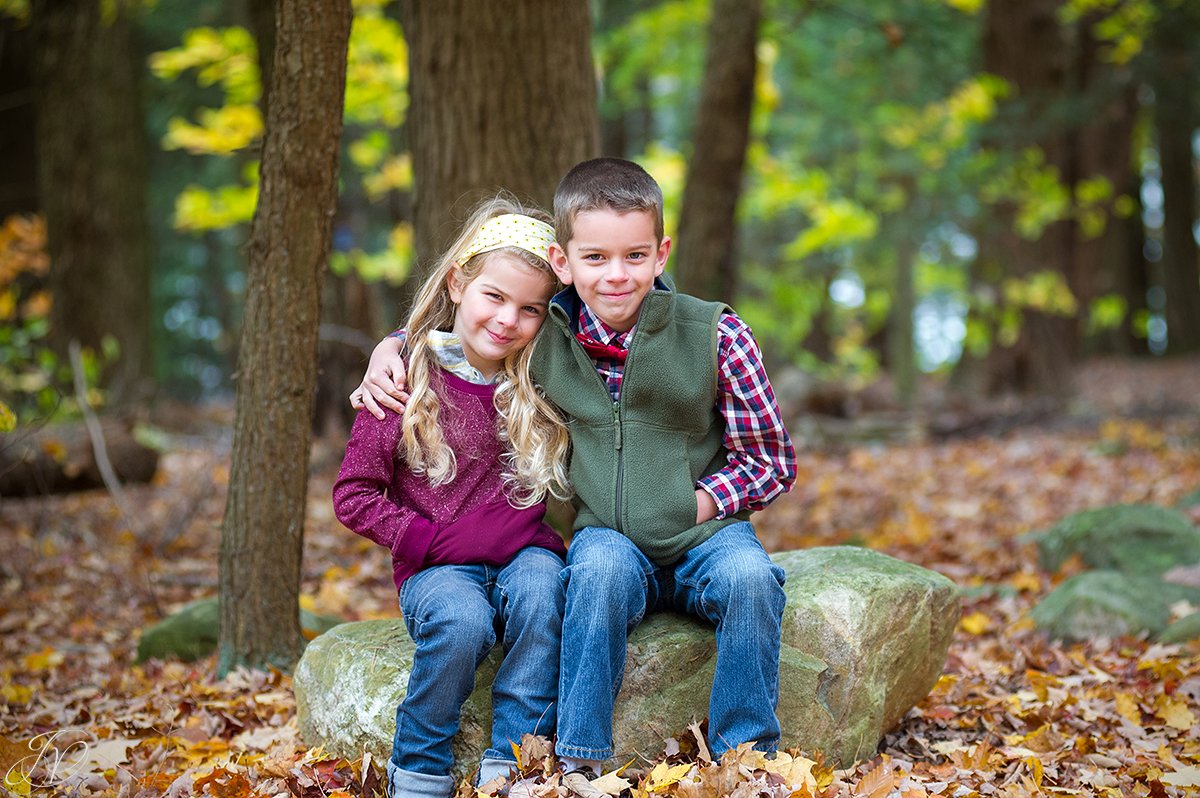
[426,329,498,384]
[578,303,635,348]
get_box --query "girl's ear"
[447,268,465,303]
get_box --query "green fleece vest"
[531,282,750,565]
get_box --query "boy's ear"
[653,235,672,276]
[548,242,575,285]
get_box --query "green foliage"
[152,0,410,270]
[1061,0,1162,64]
[1087,293,1128,334]
[0,0,28,21]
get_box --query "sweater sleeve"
[332,408,438,567]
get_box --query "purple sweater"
[333,369,566,591]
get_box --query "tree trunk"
[960,0,1076,398]
[218,0,351,676]
[398,0,599,291]
[674,0,761,301]
[0,18,38,218]
[1070,19,1140,356]
[29,0,151,401]
[1152,3,1200,354]
[241,0,277,122]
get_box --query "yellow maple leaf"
[1,683,34,705]
[1008,571,1041,592]
[1114,692,1141,725]
[643,761,693,793]
[3,768,31,797]
[761,751,817,789]
[1155,697,1196,731]
[22,647,64,673]
[959,611,990,635]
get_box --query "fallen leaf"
[1161,765,1200,788]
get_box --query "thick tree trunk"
[218,0,351,676]
[398,0,599,288]
[1152,4,1200,354]
[959,0,1076,398]
[0,18,37,218]
[29,0,151,401]
[1075,83,1141,355]
[674,0,761,302]
[241,0,277,122]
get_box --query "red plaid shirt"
[577,303,796,518]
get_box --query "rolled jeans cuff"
[386,760,455,798]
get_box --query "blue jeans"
[387,546,564,798]
[555,523,785,761]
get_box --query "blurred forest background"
[2,0,1199,432]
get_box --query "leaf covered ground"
[2,356,1200,798]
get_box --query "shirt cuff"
[697,478,736,520]
[391,514,438,567]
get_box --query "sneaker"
[562,769,605,798]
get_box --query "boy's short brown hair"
[552,157,665,246]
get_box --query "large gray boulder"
[294,546,959,773]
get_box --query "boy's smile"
[549,209,671,333]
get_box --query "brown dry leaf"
[853,759,895,798]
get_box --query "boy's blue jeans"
[386,546,564,798]
[555,522,786,762]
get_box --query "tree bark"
[241,0,277,122]
[1152,3,1200,354]
[959,0,1076,398]
[218,0,351,676]
[674,0,761,301]
[0,18,38,218]
[29,0,151,401]
[398,0,599,291]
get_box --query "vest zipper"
[613,400,624,528]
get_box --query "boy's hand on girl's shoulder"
[349,374,409,419]
[695,489,719,524]
[350,337,410,419]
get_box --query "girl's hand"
[350,337,409,419]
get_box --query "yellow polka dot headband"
[456,214,557,266]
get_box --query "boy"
[353,158,796,790]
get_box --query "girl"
[333,198,570,798]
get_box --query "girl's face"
[448,253,555,380]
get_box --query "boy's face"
[548,208,670,333]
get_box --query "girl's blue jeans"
[386,546,564,798]
[555,522,786,762]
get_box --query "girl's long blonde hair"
[399,196,570,508]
